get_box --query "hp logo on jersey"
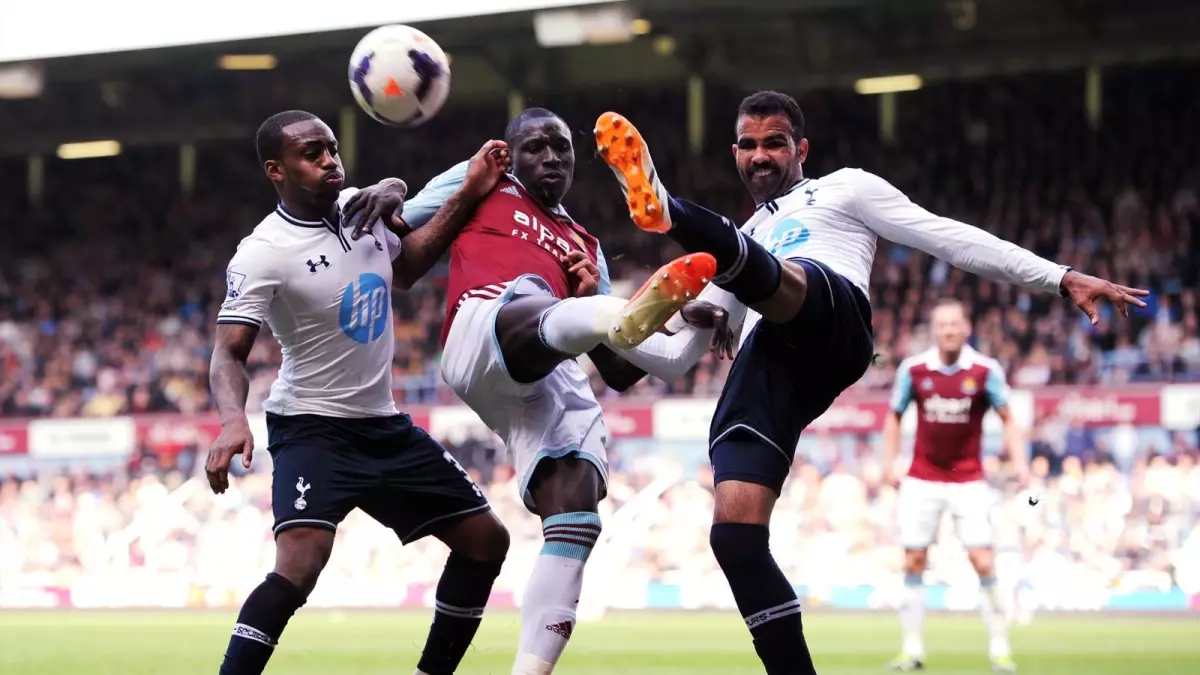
[760,218,811,257]
[338,273,389,344]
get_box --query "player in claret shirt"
[883,299,1028,673]
[383,107,732,675]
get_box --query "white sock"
[513,512,602,675]
[899,573,926,658]
[538,296,625,354]
[980,575,1011,658]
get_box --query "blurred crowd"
[3,426,1198,608]
[0,65,1197,419]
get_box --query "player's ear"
[796,137,810,164]
[730,143,738,160]
[263,159,284,183]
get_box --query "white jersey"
[742,168,1067,297]
[720,168,1069,345]
[216,189,403,418]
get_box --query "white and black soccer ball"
[348,24,451,128]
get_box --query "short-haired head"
[255,110,344,208]
[737,91,805,141]
[256,110,320,166]
[931,298,970,356]
[733,91,809,204]
[506,107,574,208]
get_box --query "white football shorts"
[440,274,609,511]
[897,477,997,550]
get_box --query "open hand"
[205,418,254,494]
[345,177,408,240]
[1060,270,1149,325]
[461,140,511,201]
[680,300,736,360]
[565,250,600,297]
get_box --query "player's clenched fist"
[680,300,736,360]
[205,418,254,494]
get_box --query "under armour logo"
[307,255,330,273]
[294,477,311,511]
[805,188,819,205]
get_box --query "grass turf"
[1,610,1196,674]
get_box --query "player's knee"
[904,549,929,574]
[709,522,770,572]
[754,260,808,324]
[472,517,511,562]
[273,526,335,593]
[967,549,995,577]
[528,458,603,517]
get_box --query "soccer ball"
[348,25,451,128]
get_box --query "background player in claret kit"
[883,299,1028,673]
[593,92,1149,675]
[206,110,512,675]
[375,107,731,675]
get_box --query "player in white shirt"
[592,92,1148,675]
[206,110,512,675]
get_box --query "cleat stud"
[626,338,634,345]
[599,145,608,154]
[701,277,710,283]
[662,272,670,280]
[613,117,623,128]
[613,326,622,333]
[685,291,693,299]
[684,257,692,265]
[651,282,660,290]
[645,204,656,214]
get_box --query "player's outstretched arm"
[391,140,510,289]
[853,170,1148,323]
[207,324,258,494]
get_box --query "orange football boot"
[595,112,672,233]
[608,253,717,349]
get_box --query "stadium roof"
[0,0,1196,153]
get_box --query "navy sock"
[417,553,504,675]
[668,197,782,306]
[710,523,816,675]
[219,573,307,675]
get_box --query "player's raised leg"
[595,99,809,325]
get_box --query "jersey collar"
[924,345,976,373]
[275,204,327,228]
[506,173,572,220]
[754,177,813,213]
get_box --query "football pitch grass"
[2,610,1196,674]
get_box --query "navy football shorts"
[709,258,875,494]
[266,412,490,543]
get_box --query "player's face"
[733,114,808,203]
[512,117,575,207]
[267,119,344,201]
[931,304,970,354]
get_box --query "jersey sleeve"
[595,245,613,296]
[890,362,915,414]
[850,169,1068,295]
[400,160,468,230]
[216,241,282,329]
[983,359,1011,410]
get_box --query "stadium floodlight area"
[0,0,618,63]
